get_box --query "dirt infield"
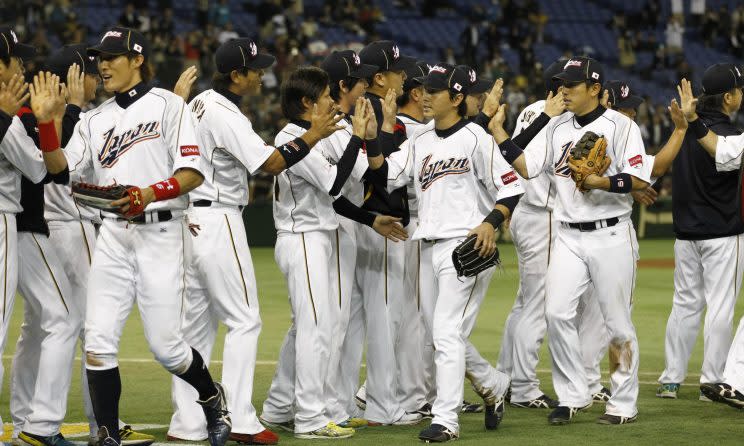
[638,258,675,268]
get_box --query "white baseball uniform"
[60,84,205,376]
[385,119,523,433]
[261,122,353,433]
[0,115,48,429]
[168,89,276,440]
[495,99,558,404]
[523,107,650,417]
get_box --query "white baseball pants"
[546,221,639,417]
[0,214,18,429]
[169,206,264,439]
[658,235,744,385]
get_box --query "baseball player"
[495,57,650,425]
[0,26,52,441]
[353,40,422,426]
[28,26,230,446]
[664,73,744,401]
[261,66,397,439]
[168,37,346,446]
[368,63,523,442]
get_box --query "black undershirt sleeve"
[512,113,551,149]
[332,196,376,227]
[329,135,364,196]
[495,194,522,215]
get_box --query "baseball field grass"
[2,239,743,445]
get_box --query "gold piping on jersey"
[80,222,93,265]
[384,239,388,305]
[226,215,249,306]
[627,224,636,307]
[32,233,69,314]
[416,240,421,311]
[735,235,741,305]
[301,233,318,324]
[179,221,187,325]
[335,229,341,308]
[2,215,7,321]
[462,273,479,318]
[546,211,552,265]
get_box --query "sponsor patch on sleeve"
[501,171,518,185]
[628,154,643,167]
[180,145,200,156]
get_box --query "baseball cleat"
[229,429,279,445]
[591,387,612,403]
[655,383,680,399]
[699,391,712,402]
[95,428,121,446]
[338,417,368,428]
[510,394,558,409]
[198,382,232,446]
[700,383,744,409]
[394,412,424,425]
[418,423,458,443]
[548,402,592,425]
[118,426,154,446]
[294,422,354,439]
[165,435,201,442]
[259,416,294,433]
[19,432,76,446]
[473,378,510,430]
[597,413,637,425]
[461,400,483,413]
[414,403,433,418]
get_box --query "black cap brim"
[86,43,129,57]
[350,63,377,79]
[247,53,276,70]
[469,79,492,95]
[12,43,35,59]
[614,95,643,109]
[553,70,584,83]
[388,55,417,72]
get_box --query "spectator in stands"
[119,2,142,29]
[690,0,705,27]
[196,0,209,30]
[526,0,547,43]
[460,17,480,68]
[701,8,719,47]
[640,0,660,30]
[618,33,636,69]
[218,22,239,44]
[152,7,175,38]
[665,14,684,55]
[210,0,232,28]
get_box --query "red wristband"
[150,177,181,201]
[38,121,60,153]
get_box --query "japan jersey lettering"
[273,123,340,233]
[62,87,205,215]
[513,100,555,210]
[398,114,425,218]
[387,120,524,240]
[188,89,275,206]
[715,132,744,172]
[0,117,47,213]
[527,107,651,223]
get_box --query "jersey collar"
[115,82,152,109]
[290,119,311,129]
[574,105,606,127]
[398,112,422,123]
[214,87,242,108]
[434,118,467,138]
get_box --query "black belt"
[117,210,172,224]
[192,200,244,211]
[566,217,619,232]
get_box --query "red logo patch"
[501,171,518,185]
[180,145,200,156]
[628,154,643,167]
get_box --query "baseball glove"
[452,234,500,278]
[71,182,145,218]
[568,131,611,192]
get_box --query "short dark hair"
[330,77,361,102]
[126,53,153,83]
[211,66,250,91]
[397,89,412,107]
[449,90,467,117]
[281,66,329,121]
[0,54,10,67]
[696,90,732,114]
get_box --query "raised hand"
[631,187,658,206]
[543,89,565,117]
[372,215,408,242]
[481,78,504,117]
[310,102,344,138]
[364,98,378,139]
[0,74,29,116]
[30,72,66,122]
[600,88,611,109]
[668,98,687,130]
[677,78,698,121]
[381,88,397,132]
[488,103,509,142]
[351,96,371,138]
[174,66,198,102]
[65,63,86,107]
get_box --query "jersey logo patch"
[501,171,518,185]
[520,110,536,126]
[419,154,471,191]
[554,141,573,178]
[99,121,161,168]
[180,145,200,156]
[628,154,643,167]
[191,99,206,121]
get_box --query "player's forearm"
[584,173,648,192]
[173,168,204,194]
[652,128,686,177]
[261,151,288,175]
[37,121,69,174]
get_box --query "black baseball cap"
[415,63,470,95]
[457,65,492,95]
[543,59,566,94]
[553,57,605,86]
[402,60,429,92]
[0,25,35,60]
[605,80,643,109]
[88,26,150,60]
[702,63,744,95]
[321,50,377,82]
[215,38,275,74]
[359,40,416,73]
[45,44,99,82]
